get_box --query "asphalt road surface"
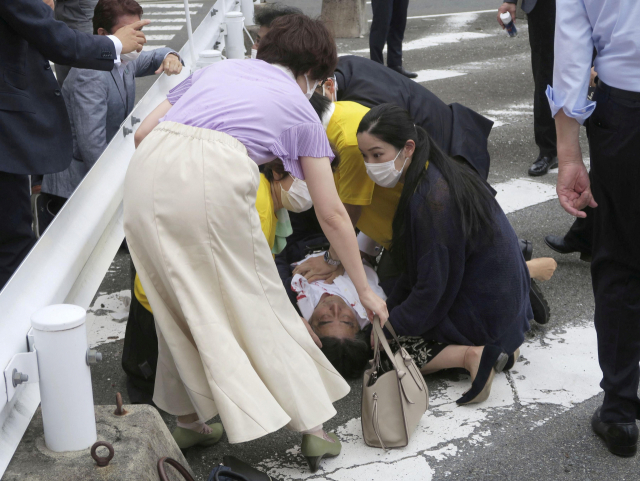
[83,1,639,480]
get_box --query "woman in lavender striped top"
[123,15,388,471]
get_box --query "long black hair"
[357,104,495,266]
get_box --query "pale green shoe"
[172,422,224,449]
[301,432,341,473]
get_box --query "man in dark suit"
[331,55,493,182]
[369,0,416,78]
[498,0,557,177]
[0,0,148,290]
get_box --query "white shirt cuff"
[107,35,123,65]
[546,85,596,125]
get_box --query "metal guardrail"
[0,0,239,474]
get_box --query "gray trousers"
[53,0,98,86]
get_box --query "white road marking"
[328,457,433,481]
[146,34,176,41]
[353,32,493,54]
[147,10,198,15]
[141,3,202,7]
[86,290,131,347]
[413,69,466,83]
[445,12,479,28]
[483,102,534,128]
[142,45,168,51]
[495,178,558,214]
[143,25,183,30]
[368,9,496,22]
[145,18,186,22]
[259,323,602,480]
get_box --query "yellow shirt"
[134,173,277,313]
[328,101,403,248]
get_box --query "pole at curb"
[225,11,246,59]
[31,305,100,452]
[183,0,198,69]
[241,0,255,26]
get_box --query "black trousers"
[369,0,409,68]
[588,85,640,423]
[0,172,36,290]
[122,260,158,405]
[564,205,594,255]
[527,0,557,157]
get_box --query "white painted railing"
[0,0,241,474]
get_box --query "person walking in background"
[548,0,640,457]
[498,0,557,177]
[0,0,147,291]
[369,0,416,78]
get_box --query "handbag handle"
[372,318,403,376]
[372,317,423,395]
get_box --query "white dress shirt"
[546,0,640,124]
[290,253,387,328]
[107,34,123,65]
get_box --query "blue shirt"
[546,0,640,124]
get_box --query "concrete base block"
[4,405,193,481]
[321,0,367,38]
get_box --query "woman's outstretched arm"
[301,156,389,324]
[134,99,172,148]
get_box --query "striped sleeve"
[166,74,193,105]
[269,123,335,180]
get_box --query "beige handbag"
[361,318,429,449]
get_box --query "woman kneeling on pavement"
[357,104,532,404]
[124,14,387,473]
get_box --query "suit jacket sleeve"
[0,0,115,69]
[132,48,176,78]
[69,70,109,169]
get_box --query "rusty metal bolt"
[91,441,114,467]
[114,392,128,416]
[157,457,195,481]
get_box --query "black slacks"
[0,172,36,291]
[564,203,594,255]
[527,0,557,157]
[122,259,158,405]
[369,0,409,68]
[588,85,640,423]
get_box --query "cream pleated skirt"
[123,121,350,444]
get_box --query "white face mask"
[281,178,313,213]
[364,149,408,188]
[251,48,258,59]
[120,50,141,64]
[304,74,319,100]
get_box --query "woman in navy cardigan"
[357,104,532,405]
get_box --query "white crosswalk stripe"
[140,0,205,49]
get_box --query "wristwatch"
[324,250,341,266]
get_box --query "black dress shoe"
[544,235,592,262]
[592,407,638,457]
[389,65,418,78]
[529,280,550,325]
[519,239,533,261]
[528,155,558,177]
